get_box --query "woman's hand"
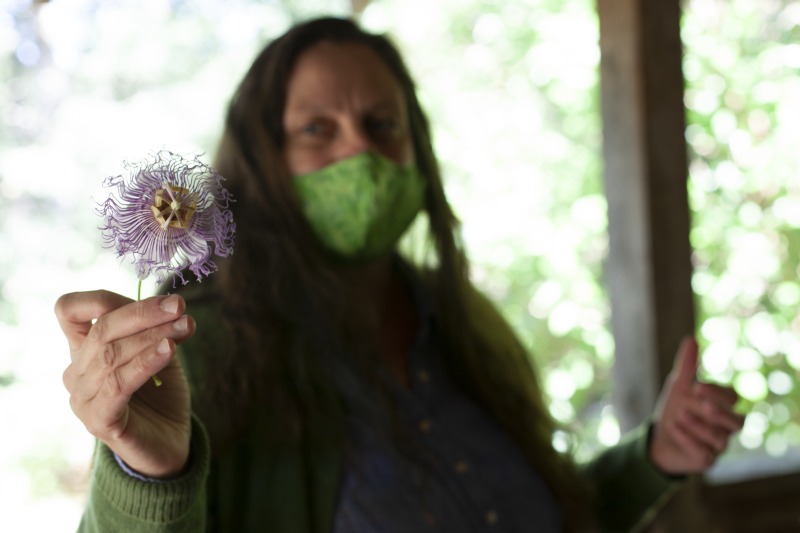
[55,290,195,479]
[649,336,746,475]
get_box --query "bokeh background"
[1,0,799,529]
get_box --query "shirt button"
[418,418,433,433]
[485,510,498,526]
[418,369,431,383]
[454,460,469,474]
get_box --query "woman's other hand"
[649,336,746,475]
[55,290,195,479]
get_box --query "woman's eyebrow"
[293,103,399,113]
[366,100,402,112]
[286,103,328,115]
[284,100,403,122]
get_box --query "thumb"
[673,335,698,387]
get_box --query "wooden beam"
[597,0,702,530]
[703,471,800,532]
[597,0,694,430]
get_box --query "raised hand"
[649,336,745,475]
[55,290,195,479]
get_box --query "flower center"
[151,183,197,229]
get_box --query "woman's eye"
[301,122,323,136]
[297,118,336,139]
[367,117,399,136]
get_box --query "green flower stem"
[138,279,163,387]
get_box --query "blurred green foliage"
[683,0,800,457]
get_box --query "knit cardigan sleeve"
[578,423,679,532]
[77,414,211,532]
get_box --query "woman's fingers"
[55,290,133,351]
[64,337,165,406]
[678,408,731,453]
[686,393,746,434]
[682,382,746,435]
[91,317,195,393]
[696,381,739,406]
[55,290,185,353]
[669,421,716,470]
[64,321,194,442]
[653,391,742,472]
[694,383,746,431]
[87,294,185,347]
[70,314,194,377]
[649,337,746,475]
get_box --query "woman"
[55,17,744,532]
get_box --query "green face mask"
[292,152,427,261]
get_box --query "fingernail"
[160,295,180,314]
[174,316,188,332]
[157,338,171,356]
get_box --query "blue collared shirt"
[331,265,562,532]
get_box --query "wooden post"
[597,0,695,437]
[596,0,703,530]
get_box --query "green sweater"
[77,280,676,533]
[81,417,674,532]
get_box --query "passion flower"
[99,150,235,286]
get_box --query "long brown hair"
[191,16,591,530]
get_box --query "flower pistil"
[151,183,198,230]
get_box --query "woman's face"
[282,41,413,176]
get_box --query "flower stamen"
[151,183,197,230]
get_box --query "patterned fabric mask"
[293,151,426,261]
